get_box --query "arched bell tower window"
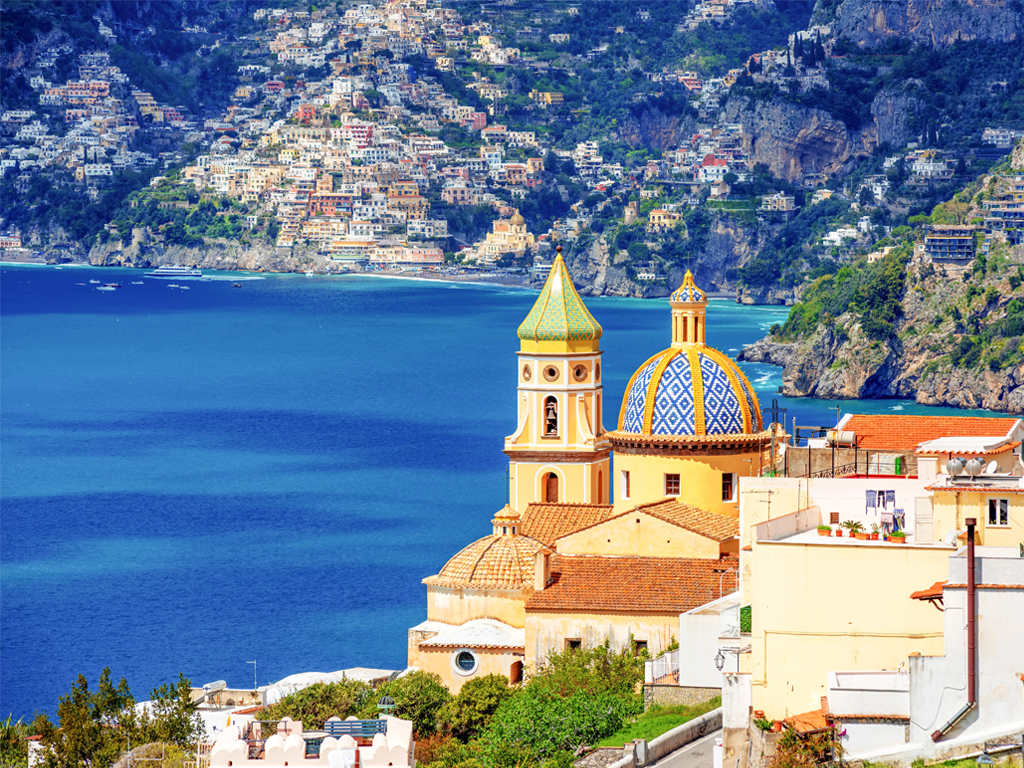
[545,472,559,502]
[543,396,558,437]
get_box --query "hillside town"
[3,0,1020,282]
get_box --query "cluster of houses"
[1,52,174,184]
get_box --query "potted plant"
[817,524,832,537]
[870,523,880,541]
[890,531,907,544]
[842,520,867,539]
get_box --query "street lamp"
[714,650,726,671]
[377,694,396,718]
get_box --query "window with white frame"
[620,470,630,500]
[988,498,1009,527]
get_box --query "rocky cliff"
[559,212,760,297]
[720,90,920,183]
[739,254,1024,413]
[85,230,341,274]
[812,0,1024,49]
[618,108,698,153]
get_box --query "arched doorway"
[509,660,523,684]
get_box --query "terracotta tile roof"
[423,533,550,590]
[629,499,738,542]
[525,554,738,613]
[910,580,947,600]
[784,707,830,734]
[841,415,1019,452]
[519,503,614,547]
[554,499,737,544]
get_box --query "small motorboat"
[233,283,243,287]
[179,286,191,290]
[131,281,143,285]
[89,279,100,284]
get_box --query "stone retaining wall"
[643,684,720,709]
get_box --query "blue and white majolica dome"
[615,270,762,438]
[619,347,761,436]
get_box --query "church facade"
[407,250,771,692]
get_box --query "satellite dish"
[947,458,964,477]
[985,460,998,474]
[965,458,983,478]
[944,529,957,546]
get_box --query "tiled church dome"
[618,346,761,436]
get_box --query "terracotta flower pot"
[818,528,832,536]
[870,533,879,540]
[835,530,843,537]
[855,532,869,540]
[773,720,784,732]
[754,710,765,719]
[891,536,906,544]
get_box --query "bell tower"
[504,246,611,510]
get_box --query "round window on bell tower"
[543,365,559,382]
[522,364,532,381]
[573,364,587,382]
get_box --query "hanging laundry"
[885,490,896,506]
[866,490,876,508]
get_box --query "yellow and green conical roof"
[517,248,602,353]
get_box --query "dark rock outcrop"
[812,0,1024,49]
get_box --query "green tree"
[33,669,137,768]
[436,675,513,743]
[358,672,452,737]
[529,640,645,698]
[258,679,372,730]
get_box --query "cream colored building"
[476,208,536,262]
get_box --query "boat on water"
[89,279,101,284]
[131,281,143,285]
[144,265,202,279]
[96,285,117,292]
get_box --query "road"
[649,728,722,768]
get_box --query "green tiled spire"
[517,247,602,352]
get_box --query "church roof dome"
[423,524,550,591]
[517,246,602,353]
[509,208,526,226]
[613,270,761,438]
[616,346,762,436]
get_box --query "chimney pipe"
[931,519,979,742]
[966,517,977,705]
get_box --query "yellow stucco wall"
[554,511,721,558]
[525,611,678,672]
[407,643,523,693]
[509,457,611,509]
[613,451,760,516]
[931,490,1024,547]
[748,540,949,717]
[426,585,527,627]
[505,352,612,510]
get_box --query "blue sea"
[0,264,990,720]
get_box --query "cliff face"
[619,108,698,153]
[561,213,760,297]
[86,232,338,274]
[720,90,919,183]
[739,256,1024,414]
[813,0,1024,48]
